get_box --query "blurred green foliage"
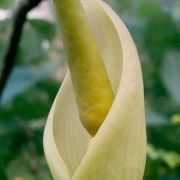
[0,0,180,179]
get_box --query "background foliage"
[0,0,179,179]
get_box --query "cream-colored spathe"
[43,0,147,179]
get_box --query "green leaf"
[17,23,46,64]
[1,62,58,105]
[161,50,180,105]
[0,0,14,8]
[147,144,180,169]
[6,152,52,180]
[29,19,56,41]
[145,107,168,126]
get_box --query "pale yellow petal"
[44,74,90,178]
[72,0,146,179]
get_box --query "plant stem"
[0,0,43,104]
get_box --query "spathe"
[43,0,146,179]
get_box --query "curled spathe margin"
[43,0,147,180]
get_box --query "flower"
[43,0,147,179]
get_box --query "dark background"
[0,0,179,179]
